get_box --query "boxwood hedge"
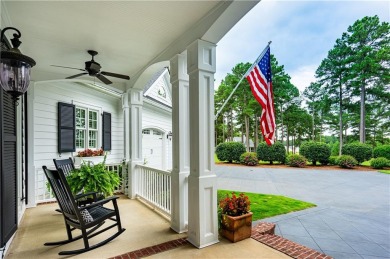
[342,142,372,164]
[256,141,286,164]
[300,142,331,166]
[215,141,246,163]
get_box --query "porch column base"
[187,174,219,248]
[170,169,189,233]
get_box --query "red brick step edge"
[251,222,333,259]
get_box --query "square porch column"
[170,53,190,233]
[186,39,219,248]
[126,89,143,199]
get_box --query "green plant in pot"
[66,155,120,199]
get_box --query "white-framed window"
[75,107,99,150]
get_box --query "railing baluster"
[133,164,172,218]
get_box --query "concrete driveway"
[215,165,390,259]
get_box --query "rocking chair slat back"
[53,157,75,177]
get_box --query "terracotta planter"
[220,212,253,242]
[74,156,105,166]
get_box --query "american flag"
[246,47,275,145]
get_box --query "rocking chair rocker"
[42,166,126,255]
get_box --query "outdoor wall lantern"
[167,131,173,139]
[0,27,36,103]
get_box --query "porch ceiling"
[1,1,258,90]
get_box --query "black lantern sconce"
[166,131,173,140]
[0,27,36,103]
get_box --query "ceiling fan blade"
[96,74,112,85]
[51,65,85,71]
[101,71,130,80]
[66,73,88,79]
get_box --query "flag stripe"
[246,46,275,146]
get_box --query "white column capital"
[127,88,143,105]
[170,53,189,84]
[187,39,216,75]
[122,93,129,109]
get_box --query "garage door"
[142,129,163,169]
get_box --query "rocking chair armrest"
[74,192,98,201]
[79,196,119,210]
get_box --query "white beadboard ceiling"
[1,1,258,90]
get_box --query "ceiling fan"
[51,50,130,85]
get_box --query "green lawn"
[218,190,316,221]
[378,170,390,174]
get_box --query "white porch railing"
[36,162,127,203]
[134,164,171,217]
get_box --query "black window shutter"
[102,112,111,151]
[0,88,18,247]
[58,102,75,153]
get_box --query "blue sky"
[215,0,390,92]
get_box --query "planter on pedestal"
[220,212,253,242]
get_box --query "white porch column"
[170,53,190,233]
[122,93,130,161]
[127,89,143,199]
[186,39,218,248]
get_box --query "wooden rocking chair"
[42,166,126,255]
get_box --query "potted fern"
[66,155,120,198]
[219,192,252,242]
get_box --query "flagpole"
[215,41,272,120]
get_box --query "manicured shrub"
[287,154,307,167]
[300,142,331,166]
[329,156,339,165]
[373,145,390,160]
[337,155,358,169]
[240,152,259,166]
[370,157,390,169]
[342,143,373,164]
[215,141,246,163]
[257,141,286,164]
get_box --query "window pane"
[89,131,97,148]
[76,129,85,149]
[89,111,98,129]
[76,108,86,128]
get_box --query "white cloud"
[289,65,317,93]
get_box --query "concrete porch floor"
[6,196,289,259]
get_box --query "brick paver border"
[109,237,188,259]
[251,222,332,259]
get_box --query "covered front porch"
[6,196,288,259]
[0,1,269,256]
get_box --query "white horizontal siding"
[32,81,124,202]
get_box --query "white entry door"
[142,129,163,169]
